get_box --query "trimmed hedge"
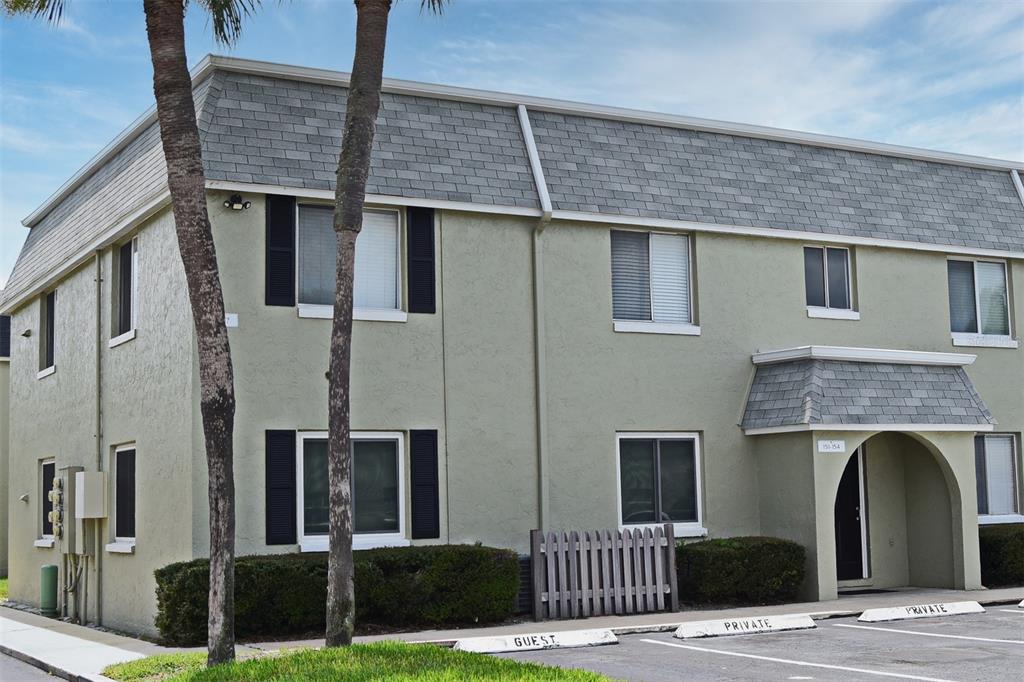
[979,524,1024,587]
[677,536,805,605]
[155,545,519,646]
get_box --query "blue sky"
[2,0,1022,286]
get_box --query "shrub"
[155,545,519,646]
[979,524,1024,587]
[677,536,805,605]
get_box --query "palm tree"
[2,0,257,666]
[325,0,446,648]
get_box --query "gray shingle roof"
[530,111,1024,252]
[3,57,1023,312]
[741,359,996,430]
[202,71,539,208]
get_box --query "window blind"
[611,231,652,321]
[804,247,826,307]
[947,260,978,333]
[976,261,1009,335]
[983,436,1017,515]
[297,206,336,306]
[650,233,691,323]
[355,211,399,310]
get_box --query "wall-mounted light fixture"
[223,194,251,211]
[21,328,31,337]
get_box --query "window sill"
[299,534,410,552]
[807,306,860,321]
[37,366,56,380]
[979,514,1024,525]
[613,320,701,336]
[105,539,136,554]
[951,333,1018,349]
[108,329,136,348]
[297,304,408,323]
[34,538,55,549]
[621,523,707,538]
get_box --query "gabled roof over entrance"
[741,346,996,434]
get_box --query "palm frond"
[196,0,260,46]
[2,0,66,22]
[420,0,448,16]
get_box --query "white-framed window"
[295,205,405,322]
[106,445,137,553]
[35,459,56,547]
[38,289,56,378]
[296,431,408,551]
[110,237,138,347]
[610,230,698,335]
[976,434,1022,524]
[804,245,858,320]
[948,258,1016,348]
[615,432,706,537]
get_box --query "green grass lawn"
[104,642,615,681]
[0,577,8,601]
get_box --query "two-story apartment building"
[2,56,1022,636]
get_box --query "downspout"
[94,251,104,625]
[517,104,553,529]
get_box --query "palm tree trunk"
[143,0,236,666]
[326,0,392,648]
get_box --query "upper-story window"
[804,246,858,320]
[947,259,1014,348]
[111,238,138,347]
[610,230,698,335]
[976,434,1021,522]
[296,205,402,321]
[38,290,56,377]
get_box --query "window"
[610,230,696,334]
[39,290,56,375]
[111,238,138,344]
[115,447,136,540]
[297,432,406,550]
[976,434,1020,521]
[804,246,857,319]
[948,259,1014,347]
[296,206,402,320]
[41,460,55,539]
[616,433,705,536]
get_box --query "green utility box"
[40,565,58,617]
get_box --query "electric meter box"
[75,471,106,519]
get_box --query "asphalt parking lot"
[503,608,1024,681]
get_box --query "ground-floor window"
[616,432,705,536]
[976,434,1020,520]
[41,459,55,539]
[297,431,406,550]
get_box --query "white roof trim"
[206,180,545,217]
[553,210,1024,260]
[21,54,1024,229]
[751,345,977,366]
[744,423,996,436]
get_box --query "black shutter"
[406,207,436,314]
[409,429,440,539]
[975,436,988,515]
[266,430,297,544]
[0,315,10,358]
[265,195,296,306]
[116,449,136,538]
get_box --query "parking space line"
[833,623,1024,645]
[638,638,957,682]
[998,609,1024,614]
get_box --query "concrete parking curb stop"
[453,628,618,653]
[858,601,985,623]
[674,613,816,639]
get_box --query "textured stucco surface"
[6,209,195,636]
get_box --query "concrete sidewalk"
[3,585,1022,680]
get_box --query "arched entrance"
[832,432,958,589]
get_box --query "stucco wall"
[5,208,195,636]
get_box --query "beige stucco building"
[2,57,1022,637]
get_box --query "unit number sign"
[817,439,846,453]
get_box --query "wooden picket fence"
[530,524,679,620]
